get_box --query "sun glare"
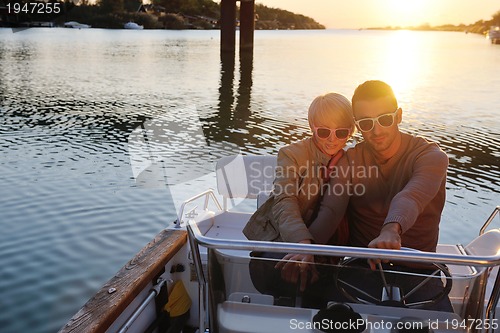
[385,0,432,27]
[388,0,424,14]
[381,31,427,97]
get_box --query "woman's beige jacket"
[243,138,334,243]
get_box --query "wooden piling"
[220,0,237,53]
[239,0,255,52]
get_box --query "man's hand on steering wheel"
[367,222,402,270]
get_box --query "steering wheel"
[333,247,453,309]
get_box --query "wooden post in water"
[220,0,237,53]
[239,0,255,52]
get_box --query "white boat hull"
[124,22,144,30]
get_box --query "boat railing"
[479,206,500,235]
[175,189,223,228]
[479,206,500,330]
[187,219,500,267]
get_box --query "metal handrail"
[117,278,167,333]
[176,189,222,228]
[480,206,500,235]
[187,223,207,333]
[486,272,500,332]
[186,219,500,267]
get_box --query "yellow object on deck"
[164,280,192,317]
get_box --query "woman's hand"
[274,240,319,291]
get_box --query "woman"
[243,92,355,306]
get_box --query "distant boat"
[64,21,91,29]
[488,26,500,44]
[124,22,144,30]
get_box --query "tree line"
[0,0,324,30]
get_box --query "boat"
[488,26,500,44]
[59,154,500,333]
[64,21,91,29]
[124,22,144,30]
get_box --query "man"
[308,80,452,311]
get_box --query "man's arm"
[369,146,448,250]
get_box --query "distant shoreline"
[362,16,499,36]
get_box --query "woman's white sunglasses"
[312,126,351,140]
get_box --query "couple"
[242,80,452,312]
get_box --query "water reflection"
[202,51,255,147]
[383,31,430,95]
[202,50,307,153]
[234,52,253,123]
[216,51,236,128]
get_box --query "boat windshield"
[207,248,471,333]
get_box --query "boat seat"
[194,210,260,295]
[456,228,500,320]
[216,155,277,210]
[465,229,500,257]
[464,229,500,295]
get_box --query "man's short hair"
[352,80,398,115]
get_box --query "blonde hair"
[307,93,355,133]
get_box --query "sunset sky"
[257,0,500,29]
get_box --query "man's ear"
[396,107,403,124]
